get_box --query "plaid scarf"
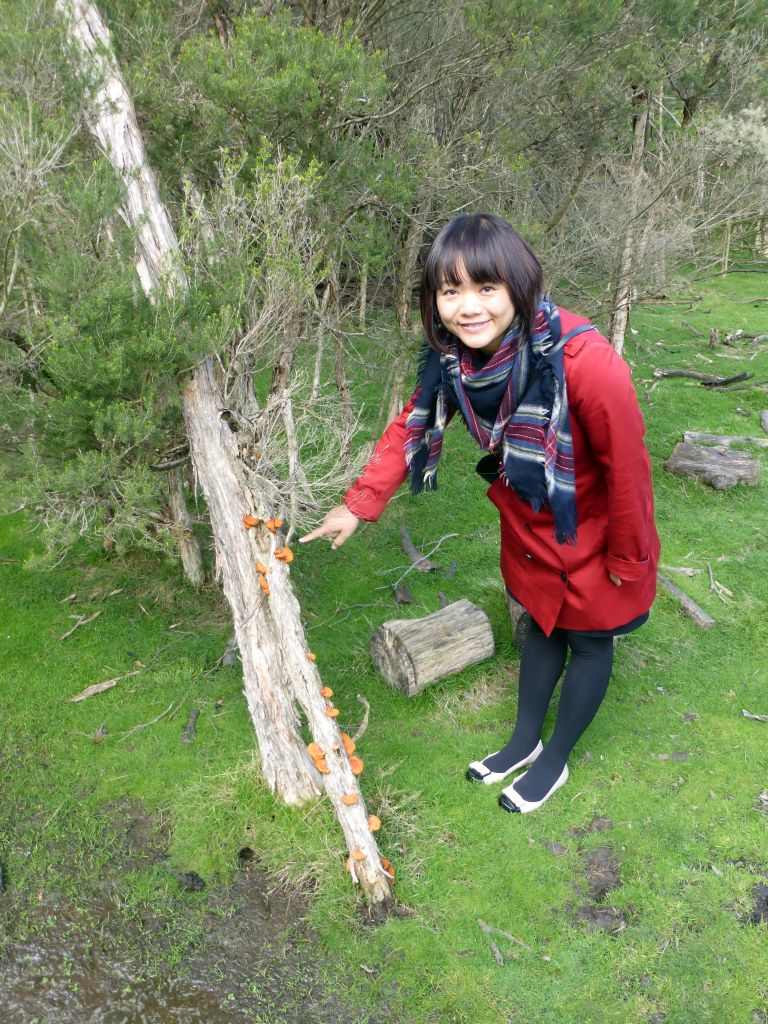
[405,297,591,544]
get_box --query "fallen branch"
[70,669,141,703]
[761,411,768,433]
[351,694,370,743]
[181,708,201,743]
[680,320,704,337]
[706,562,733,604]
[742,709,768,723]
[660,565,702,577]
[59,610,101,641]
[477,918,534,967]
[657,574,715,628]
[684,431,768,450]
[399,524,442,571]
[653,369,753,387]
[385,533,459,590]
[115,702,176,743]
[724,330,768,344]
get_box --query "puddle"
[0,802,382,1024]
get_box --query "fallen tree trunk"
[56,0,392,905]
[653,369,753,386]
[683,431,768,450]
[657,574,715,629]
[665,442,759,489]
[370,599,494,696]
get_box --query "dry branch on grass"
[653,368,753,386]
[69,668,141,703]
[657,574,715,628]
[59,610,101,641]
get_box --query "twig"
[477,919,533,966]
[386,533,459,590]
[352,694,370,742]
[477,920,505,966]
[69,669,141,703]
[706,561,733,603]
[400,524,441,571]
[115,702,176,743]
[742,709,768,723]
[59,610,101,641]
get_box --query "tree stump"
[370,599,494,696]
[665,442,759,489]
[504,591,531,651]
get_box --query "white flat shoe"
[498,763,569,813]
[466,740,543,785]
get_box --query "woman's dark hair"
[420,213,543,352]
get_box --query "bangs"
[425,217,508,291]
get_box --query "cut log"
[665,442,759,489]
[657,574,715,628]
[370,599,494,697]
[504,591,531,651]
[683,431,768,449]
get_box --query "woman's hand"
[299,504,360,550]
[609,573,622,587]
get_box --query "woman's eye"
[481,285,495,293]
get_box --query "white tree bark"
[56,0,392,904]
[166,466,205,588]
[609,94,649,356]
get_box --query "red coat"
[344,309,660,635]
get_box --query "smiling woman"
[301,212,660,816]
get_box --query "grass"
[1,269,768,1023]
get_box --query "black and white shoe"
[465,740,543,785]
[498,764,569,813]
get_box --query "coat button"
[560,571,567,582]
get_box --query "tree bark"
[167,466,205,588]
[609,92,649,356]
[56,0,393,904]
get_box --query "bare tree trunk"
[394,192,432,336]
[545,141,595,234]
[720,216,732,276]
[329,266,353,461]
[166,466,205,587]
[755,216,767,258]
[609,91,649,356]
[359,261,368,332]
[56,0,392,904]
[311,283,330,401]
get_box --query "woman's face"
[435,262,516,356]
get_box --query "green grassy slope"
[1,271,767,1023]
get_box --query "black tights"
[483,619,614,801]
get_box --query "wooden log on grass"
[370,599,494,697]
[683,431,768,449]
[665,442,759,489]
[657,574,715,629]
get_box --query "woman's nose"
[458,291,482,315]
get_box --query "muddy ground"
[0,801,382,1024]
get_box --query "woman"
[301,213,659,814]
